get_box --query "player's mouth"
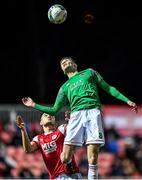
[47,118,52,121]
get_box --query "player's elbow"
[24,149,30,153]
[23,147,32,153]
[25,150,29,153]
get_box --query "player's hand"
[127,100,138,113]
[65,111,70,121]
[22,97,35,107]
[16,116,25,129]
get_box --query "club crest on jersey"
[52,135,57,140]
[39,137,44,144]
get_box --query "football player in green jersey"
[22,57,137,179]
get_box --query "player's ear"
[40,119,43,126]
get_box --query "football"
[47,4,67,24]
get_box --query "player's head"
[60,57,77,74]
[40,113,55,126]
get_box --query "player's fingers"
[132,106,138,113]
[65,111,70,119]
[16,115,21,120]
[22,97,28,103]
[16,116,25,128]
[132,103,136,107]
[135,107,138,113]
[16,116,21,123]
[22,97,26,102]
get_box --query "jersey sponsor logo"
[42,141,57,154]
[80,72,85,76]
[69,80,83,90]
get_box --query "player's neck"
[67,71,78,78]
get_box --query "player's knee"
[88,151,99,164]
[88,155,98,164]
[87,144,100,164]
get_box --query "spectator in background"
[105,125,121,154]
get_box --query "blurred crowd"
[0,120,142,179]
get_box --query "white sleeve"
[32,135,39,144]
[58,124,66,135]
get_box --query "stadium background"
[0,0,142,179]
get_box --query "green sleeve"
[34,88,67,116]
[91,69,103,83]
[99,79,129,103]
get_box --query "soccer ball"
[47,4,67,24]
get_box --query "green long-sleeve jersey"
[35,68,129,115]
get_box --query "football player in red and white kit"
[16,113,82,179]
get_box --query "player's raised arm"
[22,88,67,116]
[92,69,138,113]
[16,116,38,153]
[98,79,138,113]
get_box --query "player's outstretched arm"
[22,97,35,107]
[99,80,129,102]
[16,116,38,153]
[22,88,67,116]
[99,80,138,113]
[92,69,138,113]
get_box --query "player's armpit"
[30,141,39,152]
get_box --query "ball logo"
[47,4,67,24]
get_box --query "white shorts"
[55,173,83,179]
[64,108,105,146]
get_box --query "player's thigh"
[62,144,75,159]
[64,111,85,146]
[85,109,105,145]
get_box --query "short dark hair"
[60,57,76,64]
